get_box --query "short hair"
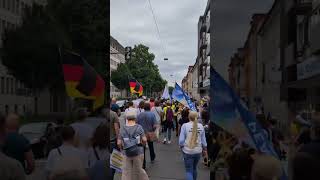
[251,154,282,180]
[150,98,155,102]
[138,101,145,109]
[128,101,133,107]
[61,126,75,141]
[92,125,108,149]
[155,100,160,107]
[144,103,151,111]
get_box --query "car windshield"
[19,123,47,134]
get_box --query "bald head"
[6,113,20,131]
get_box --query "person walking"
[70,108,94,150]
[111,98,121,116]
[45,126,89,179]
[163,103,174,144]
[137,101,145,116]
[149,98,155,109]
[0,114,26,180]
[179,111,207,180]
[117,111,149,180]
[137,103,157,169]
[88,125,110,180]
[109,109,120,179]
[151,100,163,140]
[125,101,138,125]
[3,113,35,175]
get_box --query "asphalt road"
[114,133,210,180]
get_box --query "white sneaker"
[163,138,167,144]
[168,141,171,144]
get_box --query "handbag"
[144,114,158,142]
[146,131,158,142]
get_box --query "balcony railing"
[293,0,312,15]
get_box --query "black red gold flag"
[129,79,143,97]
[60,50,105,110]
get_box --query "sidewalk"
[115,134,210,180]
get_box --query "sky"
[110,0,274,86]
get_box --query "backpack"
[166,108,174,122]
[122,126,141,157]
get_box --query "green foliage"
[111,63,131,90]
[1,0,107,90]
[126,44,167,92]
[168,86,174,94]
[111,44,167,94]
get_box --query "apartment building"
[197,0,212,97]
[281,0,320,119]
[0,0,56,116]
[110,36,126,98]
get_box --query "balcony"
[200,37,207,50]
[293,0,312,15]
[200,22,207,32]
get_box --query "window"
[6,77,9,94]
[262,63,266,84]
[16,0,19,14]
[10,78,14,94]
[0,77,4,94]
[14,104,18,113]
[5,105,9,115]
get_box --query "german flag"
[60,50,105,110]
[129,79,143,97]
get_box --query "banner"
[110,149,124,172]
[210,68,287,179]
[161,86,170,99]
[172,83,196,111]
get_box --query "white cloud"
[111,0,207,86]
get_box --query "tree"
[168,86,174,94]
[1,0,107,91]
[110,63,131,90]
[126,44,166,93]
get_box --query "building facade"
[281,0,320,121]
[110,36,126,98]
[197,0,211,97]
[0,0,61,116]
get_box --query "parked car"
[19,122,57,159]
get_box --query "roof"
[110,35,125,54]
[258,0,280,35]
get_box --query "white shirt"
[179,122,207,155]
[45,144,88,174]
[70,121,94,150]
[88,147,109,167]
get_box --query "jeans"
[183,153,201,180]
[166,128,172,141]
[143,141,156,169]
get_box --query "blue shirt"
[137,111,157,133]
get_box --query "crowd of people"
[110,97,210,180]
[205,108,320,180]
[0,108,109,180]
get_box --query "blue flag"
[210,68,287,179]
[172,83,196,111]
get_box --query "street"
[114,134,210,180]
